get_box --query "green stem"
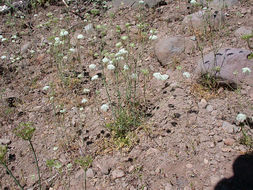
[84,170,87,190]
[1,162,24,190]
[29,140,42,190]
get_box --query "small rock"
[112,169,125,179]
[128,165,135,173]
[21,42,32,54]
[198,99,207,109]
[0,138,11,145]
[222,121,240,134]
[235,26,252,37]
[155,36,195,66]
[165,183,173,190]
[210,175,220,185]
[206,105,213,112]
[204,158,209,164]
[86,168,94,178]
[186,163,193,169]
[84,23,94,34]
[223,138,235,146]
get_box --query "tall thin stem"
[29,140,42,190]
[2,162,24,190]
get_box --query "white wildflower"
[1,55,6,59]
[42,85,50,91]
[116,56,124,61]
[139,0,144,4]
[102,57,110,63]
[0,35,3,39]
[60,109,66,113]
[123,64,129,70]
[34,14,38,17]
[60,29,69,36]
[153,72,169,80]
[79,107,84,111]
[107,64,115,70]
[63,56,68,60]
[77,73,84,78]
[69,48,76,52]
[83,88,90,94]
[30,50,35,54]
[1,38,7,42]
[183,72,191,78]
[81,98,88,104]
[149,35,158,40]
[190,0,197,4]
[77,34,84,40]
[236,113,247,123]
[101,104,109,112]
[131,73,138,79]
[91,75,99,81]
[55,37,60,42]
[116,48,128,57]
[11,35,17,39]
[89,64,96,70]
[53,147,58,151]
[242,67,251,73]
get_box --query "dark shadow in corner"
[215,152,253,190]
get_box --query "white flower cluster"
[242,67,251,73]
[89,64,96,70]
[101,104,109,112]
[236,113,247,123]
[116,48,128,57]
[183,72,191,78]
[60,29,69,37]
[153,72,169,81]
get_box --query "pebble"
[111,169,125,179]
[198,99,207,109]
[206,105,213,112]
[186,163,193,169]
[165,183,173,190]
[223,138,235,146]
[204,158,209,164]
[86,168,94,178]
[210,175,220,185]
[222,121,239,134]
[128,165,135,173]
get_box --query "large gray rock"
[108,0,166,11]
[155,36,195,66]
[183,10,224,31]
[234,26,252,38]
[201,0,239,9]
[196,48,253,86]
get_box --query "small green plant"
[242,33,253,50]
[14,122,42,190]
[75,156,93,190]
[0,145,24,189]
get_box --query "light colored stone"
[155,36,195,66]
[128,165,135,173]
[21,42,32,54]
[183,10,224,31]
[222,121,240,134]
[210,175,220,185]
[206,105,213,112]
[235,26,252,37]
[86,168,94,178]
[198,99,207,109]
[196,48,253,86]
[165,183,173,190]
[186,163,193,169]
[223,138,235,146]
[111,169,125,179]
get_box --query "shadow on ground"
[215,152,253,190]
